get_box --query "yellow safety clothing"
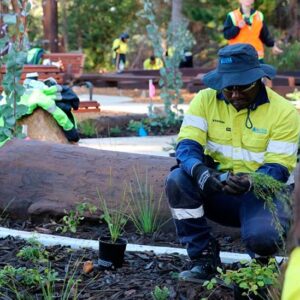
[281,247,300,300]
[112,38,128,59]
[177,88,300,175]
[228,9,264,59]
[143,58,163,70]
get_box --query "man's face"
[239,0,254,7]
[222,80,260,111]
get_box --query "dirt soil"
[0,236,235,299]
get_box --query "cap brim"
[202,64,276,90]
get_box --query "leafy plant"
[203,259,280,298]
[0,1,31,146]
[16,238,48,263]
[58,202,97,233]
[128,167,166,235]
[151,285,170,300]
[97,170,129,243]
[0,265,43,287]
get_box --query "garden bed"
[0,236,235,299]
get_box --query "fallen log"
[0,139,174,221]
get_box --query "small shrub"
[151,286,170,300]
[127,120,143,133]
[78,120,97,137]
[109,126,122,136]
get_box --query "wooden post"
[42,0,59,52]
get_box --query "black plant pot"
[98,236,127,269]
[233,284,269,300]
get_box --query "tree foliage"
[62,0,141,70]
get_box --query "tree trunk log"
[0,139,175,221]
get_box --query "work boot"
[178,238,221,283]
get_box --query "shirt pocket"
[208,124,232,144]
[242,134,268,153]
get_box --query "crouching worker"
[165,43,300,282]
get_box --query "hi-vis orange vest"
[228,9,264,59]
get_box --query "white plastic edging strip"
[0,226,286,264]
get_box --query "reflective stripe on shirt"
[182,114,208,132]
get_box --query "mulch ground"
[0,236,234,299]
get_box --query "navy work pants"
[165,168,290,259]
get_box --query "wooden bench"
[0,65,64,92]
[76,101,101,113]
[42,53,102,113]
[43,52,85,81]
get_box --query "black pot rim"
[99,236,128,245]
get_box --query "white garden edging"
[0,227,285,264]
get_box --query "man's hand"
[223,173,251,194]
[238,20,246,28]
[192,164,224,194]
[272,44,283,55]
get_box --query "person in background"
[165,43,300,282]
[281,165,300,300]
[223,0,283,63]
[143,55,163,70]
[26,47,63,69]
[112,32,129,73]
[179,49,193,68]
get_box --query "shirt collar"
[216,83,270,110]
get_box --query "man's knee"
[244,228,282,256]
[165,168,200,208]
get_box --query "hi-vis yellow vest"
[281,247,300,300]
[178,88,300,176]
[112,38,128,59]
[228,9,264,59]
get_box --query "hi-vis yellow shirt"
[178,88,300,175]
[112,38,128,59]
[143,58,163,70]
[281,247,300,300]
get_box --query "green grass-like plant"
[249,172,291,242]
[128,167,166,235]
[97,170,129,243]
